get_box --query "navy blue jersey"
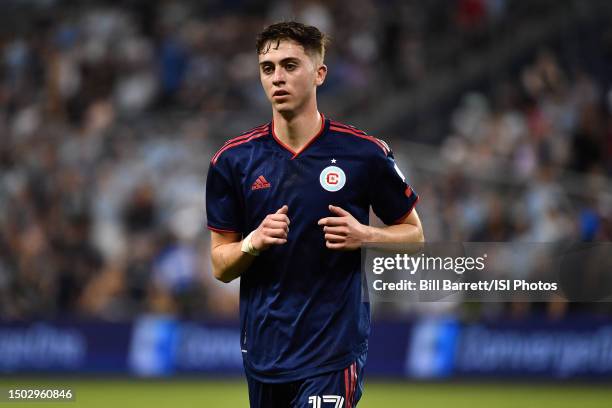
[206,115,418,382]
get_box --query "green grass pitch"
[0,379,611,407]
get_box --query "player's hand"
[251,205,290,251]
[317,205,371,250]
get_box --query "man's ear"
[315,64,327,86]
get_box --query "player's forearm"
[366,222,425,244]
[211,241,256,283]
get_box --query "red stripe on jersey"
[349,363,355,407]
[330,121,367,135]
[329,125,388,154]
[212,124,269,163]
[211,129,269,165]
[223,123,270,146]
[223,123,269,146]
[353,363,357,404]
[207,225,240,234]
[214,124,268,150]
[344,367,349,408]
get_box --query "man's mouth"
[273,90,289,97]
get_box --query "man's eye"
[285,64,296,71]
[262,66,273,74]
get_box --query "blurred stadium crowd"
[1,0,611,321]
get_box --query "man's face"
[258,39,327,115]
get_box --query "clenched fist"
[318,205,371,250]
[251,205,290,251]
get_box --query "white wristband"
[241,231,260,256]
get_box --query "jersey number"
[308,395,344,408]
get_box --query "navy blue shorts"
[245,351,367,408]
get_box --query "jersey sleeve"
[205,157,245,234]
[369,147,419,225]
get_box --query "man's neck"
[272,108,323,152]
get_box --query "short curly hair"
[256,21,328,61]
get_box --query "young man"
[206,22,423,407]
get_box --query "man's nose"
[272,69,285,85]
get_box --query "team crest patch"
[319,166,346,192]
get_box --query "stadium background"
[1,0,612,406]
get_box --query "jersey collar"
[271,113,328,159]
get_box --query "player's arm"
[210,231,254,283]
[367,207,424,244]
[318,205,424,250]
[211,205,290,282]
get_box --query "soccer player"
[206,21,424,407]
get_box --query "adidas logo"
[251,175,271,190]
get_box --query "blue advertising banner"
[1,317,612,379]
[0,321,132,373]
[451,319,612,379]
[127,317,243,376]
